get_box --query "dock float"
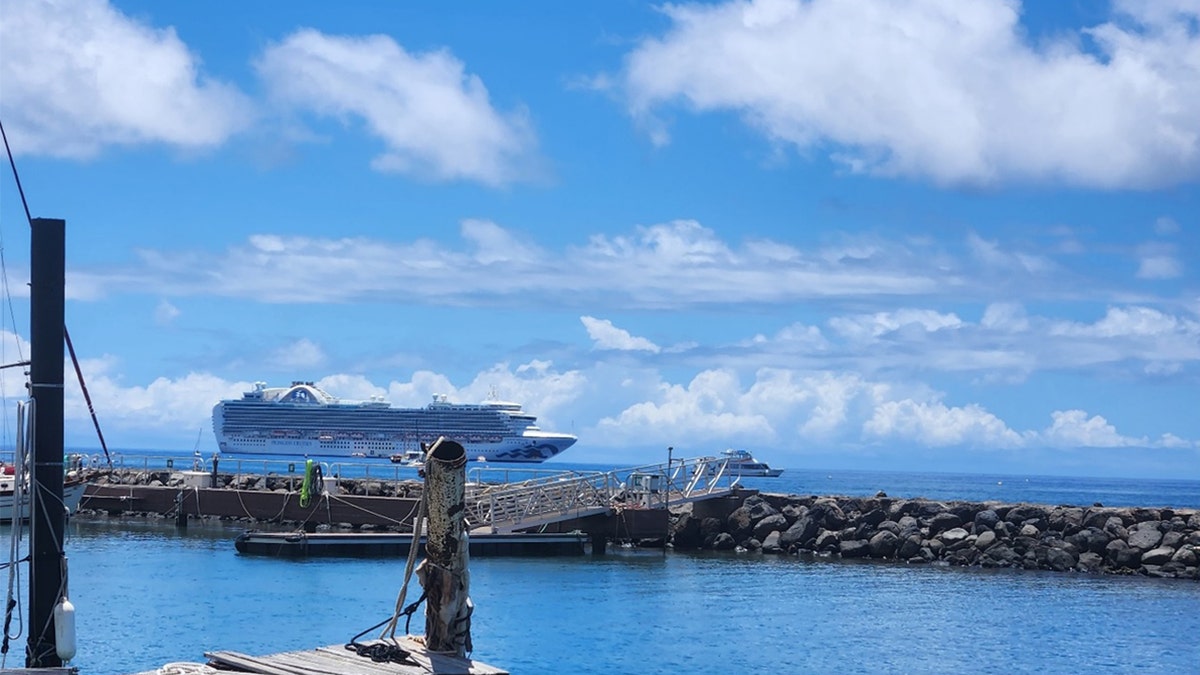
[235,529,588,557]
[130,638,507,674]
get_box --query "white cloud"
[268,338,326,370]
[864,399,1024,448]
[0,0,251,158]
[829,308,963,342]
[1040,409,1145,448]
[1052,306,1199,338]
[115,220,953,306]
[580,316,661,353]
[1137,255,1182,279]
[618,0,1200,188]
[980,302,1029,332]
[255,29,538,186]
[154,300,181,325]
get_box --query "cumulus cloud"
[864,399,1024,448]
[581,316,661,353]
[255,29,538,186]
[0,0,251,158]
[1040,409,1145,447]
[268,338,327,370]
[616,0,1200,188]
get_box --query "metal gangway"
[465,455,742,534]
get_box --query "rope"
[382,488,427,639]
[343,616,416,666]
[156,662,216,675]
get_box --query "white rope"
[1,400,31,668]
[381,488,426,639]
[157,662,216,675]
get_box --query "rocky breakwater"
[81,467,423,498]
[670,493,1200,580]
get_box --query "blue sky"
[0,0,1198,477]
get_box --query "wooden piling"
[417,437,472,657]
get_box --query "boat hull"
[0,481,87,522]
[216,435,575,463]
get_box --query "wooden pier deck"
[127,638,507,675]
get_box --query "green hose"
[300,458,314,508]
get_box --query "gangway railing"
[466,455,740,534]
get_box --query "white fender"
[54,596,76,662]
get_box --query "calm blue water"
[29,457,1198,673]
[24,518,1200,675]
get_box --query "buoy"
[54,595,76,661]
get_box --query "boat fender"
[54,595,76,662]
[300,459,314,508]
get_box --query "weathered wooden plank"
[206,641,507,675]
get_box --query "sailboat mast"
[27,217,66,668]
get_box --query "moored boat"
[720,449,784,477]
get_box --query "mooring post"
[417,436,472,657]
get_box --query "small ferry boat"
[389,449,425,467]
[720,449,784,477]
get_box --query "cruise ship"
[212,381,577,463]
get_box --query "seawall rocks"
[670,492,1200,580]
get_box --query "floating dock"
[235,530,587,557]
[126,638,507,675]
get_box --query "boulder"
[780,514,821,549]
[974,530,997,550]
[761,531,783,554]
[897,534,923,559]
[1076,551,1104,572]
[938,527,970,547]
[1127,525,1163,551]
[1066,528,1110,555]
[980,543,1018,567]
[928,512,964,536]
[860,508,888,528]
[712,532,736,550]
[814,529,840,552]
[1006,504,1048,527]
[781,504,806,525]
[1048,507,1084,533]
[744,495,780,521]
[1019,523,1040,538]
[839,539,870,558]
[973,509,1000,531]
[726,506,755,541]
[1106,540,1142,569]
[753,514,789,541]
[1044,547,1077,572]
[1170,546,1197,566]
[1140,547,1176,566]
[869,530,900,558]
[1161,531,1184,549]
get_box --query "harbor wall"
[670,492,1200,580]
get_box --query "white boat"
[213,381,577,463]
[720,449,784,477]
[0,469,87,522]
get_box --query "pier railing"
[467,455,739,534]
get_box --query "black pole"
[27,217,65,668]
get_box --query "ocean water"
[26,459,1199,673]
[19,517,1200,675]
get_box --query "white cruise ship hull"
[215,435,573,463]
[212,382,577,464]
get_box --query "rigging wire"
[0,115,111,466]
